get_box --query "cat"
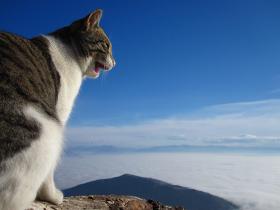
[0,9,115,210]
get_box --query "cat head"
[55,9,116,78]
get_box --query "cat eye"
[104,42,110,49]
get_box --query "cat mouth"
[87,58,115,78]
[92,61,111,75]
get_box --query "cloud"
[207,134,280,148]
[65,99,280,149]
[269,88,280,95]
[58,99,280,210]
[55,153,280,210]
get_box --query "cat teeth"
[90,67,100,78]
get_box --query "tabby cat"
[0,9,115,210]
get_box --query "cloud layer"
[58,99,280,210]
[56,153,280,210]
[66,99,280,149]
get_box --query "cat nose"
[111,57,116,67]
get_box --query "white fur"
[46,35,84,125]
[0,36,85,210]
[0,106,63,210]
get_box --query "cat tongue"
[94,66,100,74]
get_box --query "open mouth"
[92,61,110,75]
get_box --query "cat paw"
[37,188,64,205]
[50,189,64,205]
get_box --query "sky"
[65,99,280,151]
[2,0,280,127]
[2,1,280,209]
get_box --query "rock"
[27,195,185,210]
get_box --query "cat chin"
[84,69,100,79]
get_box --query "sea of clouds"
[55,152,280,210]
[56,99,280,210]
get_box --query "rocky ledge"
[28,195,185,210]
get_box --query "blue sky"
[1,1,280,149]
[3,3,280,208]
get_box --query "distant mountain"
[65,144,280,156]
[63,174,238,210]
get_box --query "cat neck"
[44,35,85,125]
[49,27,91,72]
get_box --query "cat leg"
[0,169,40,210]
[0,158,62,210]
[0,140,61,210]
[0,105,63,210]
[0,106,63,210]
[36,170,64,205]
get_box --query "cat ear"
[85,9,103,30]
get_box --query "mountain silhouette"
[63,174,238,210]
